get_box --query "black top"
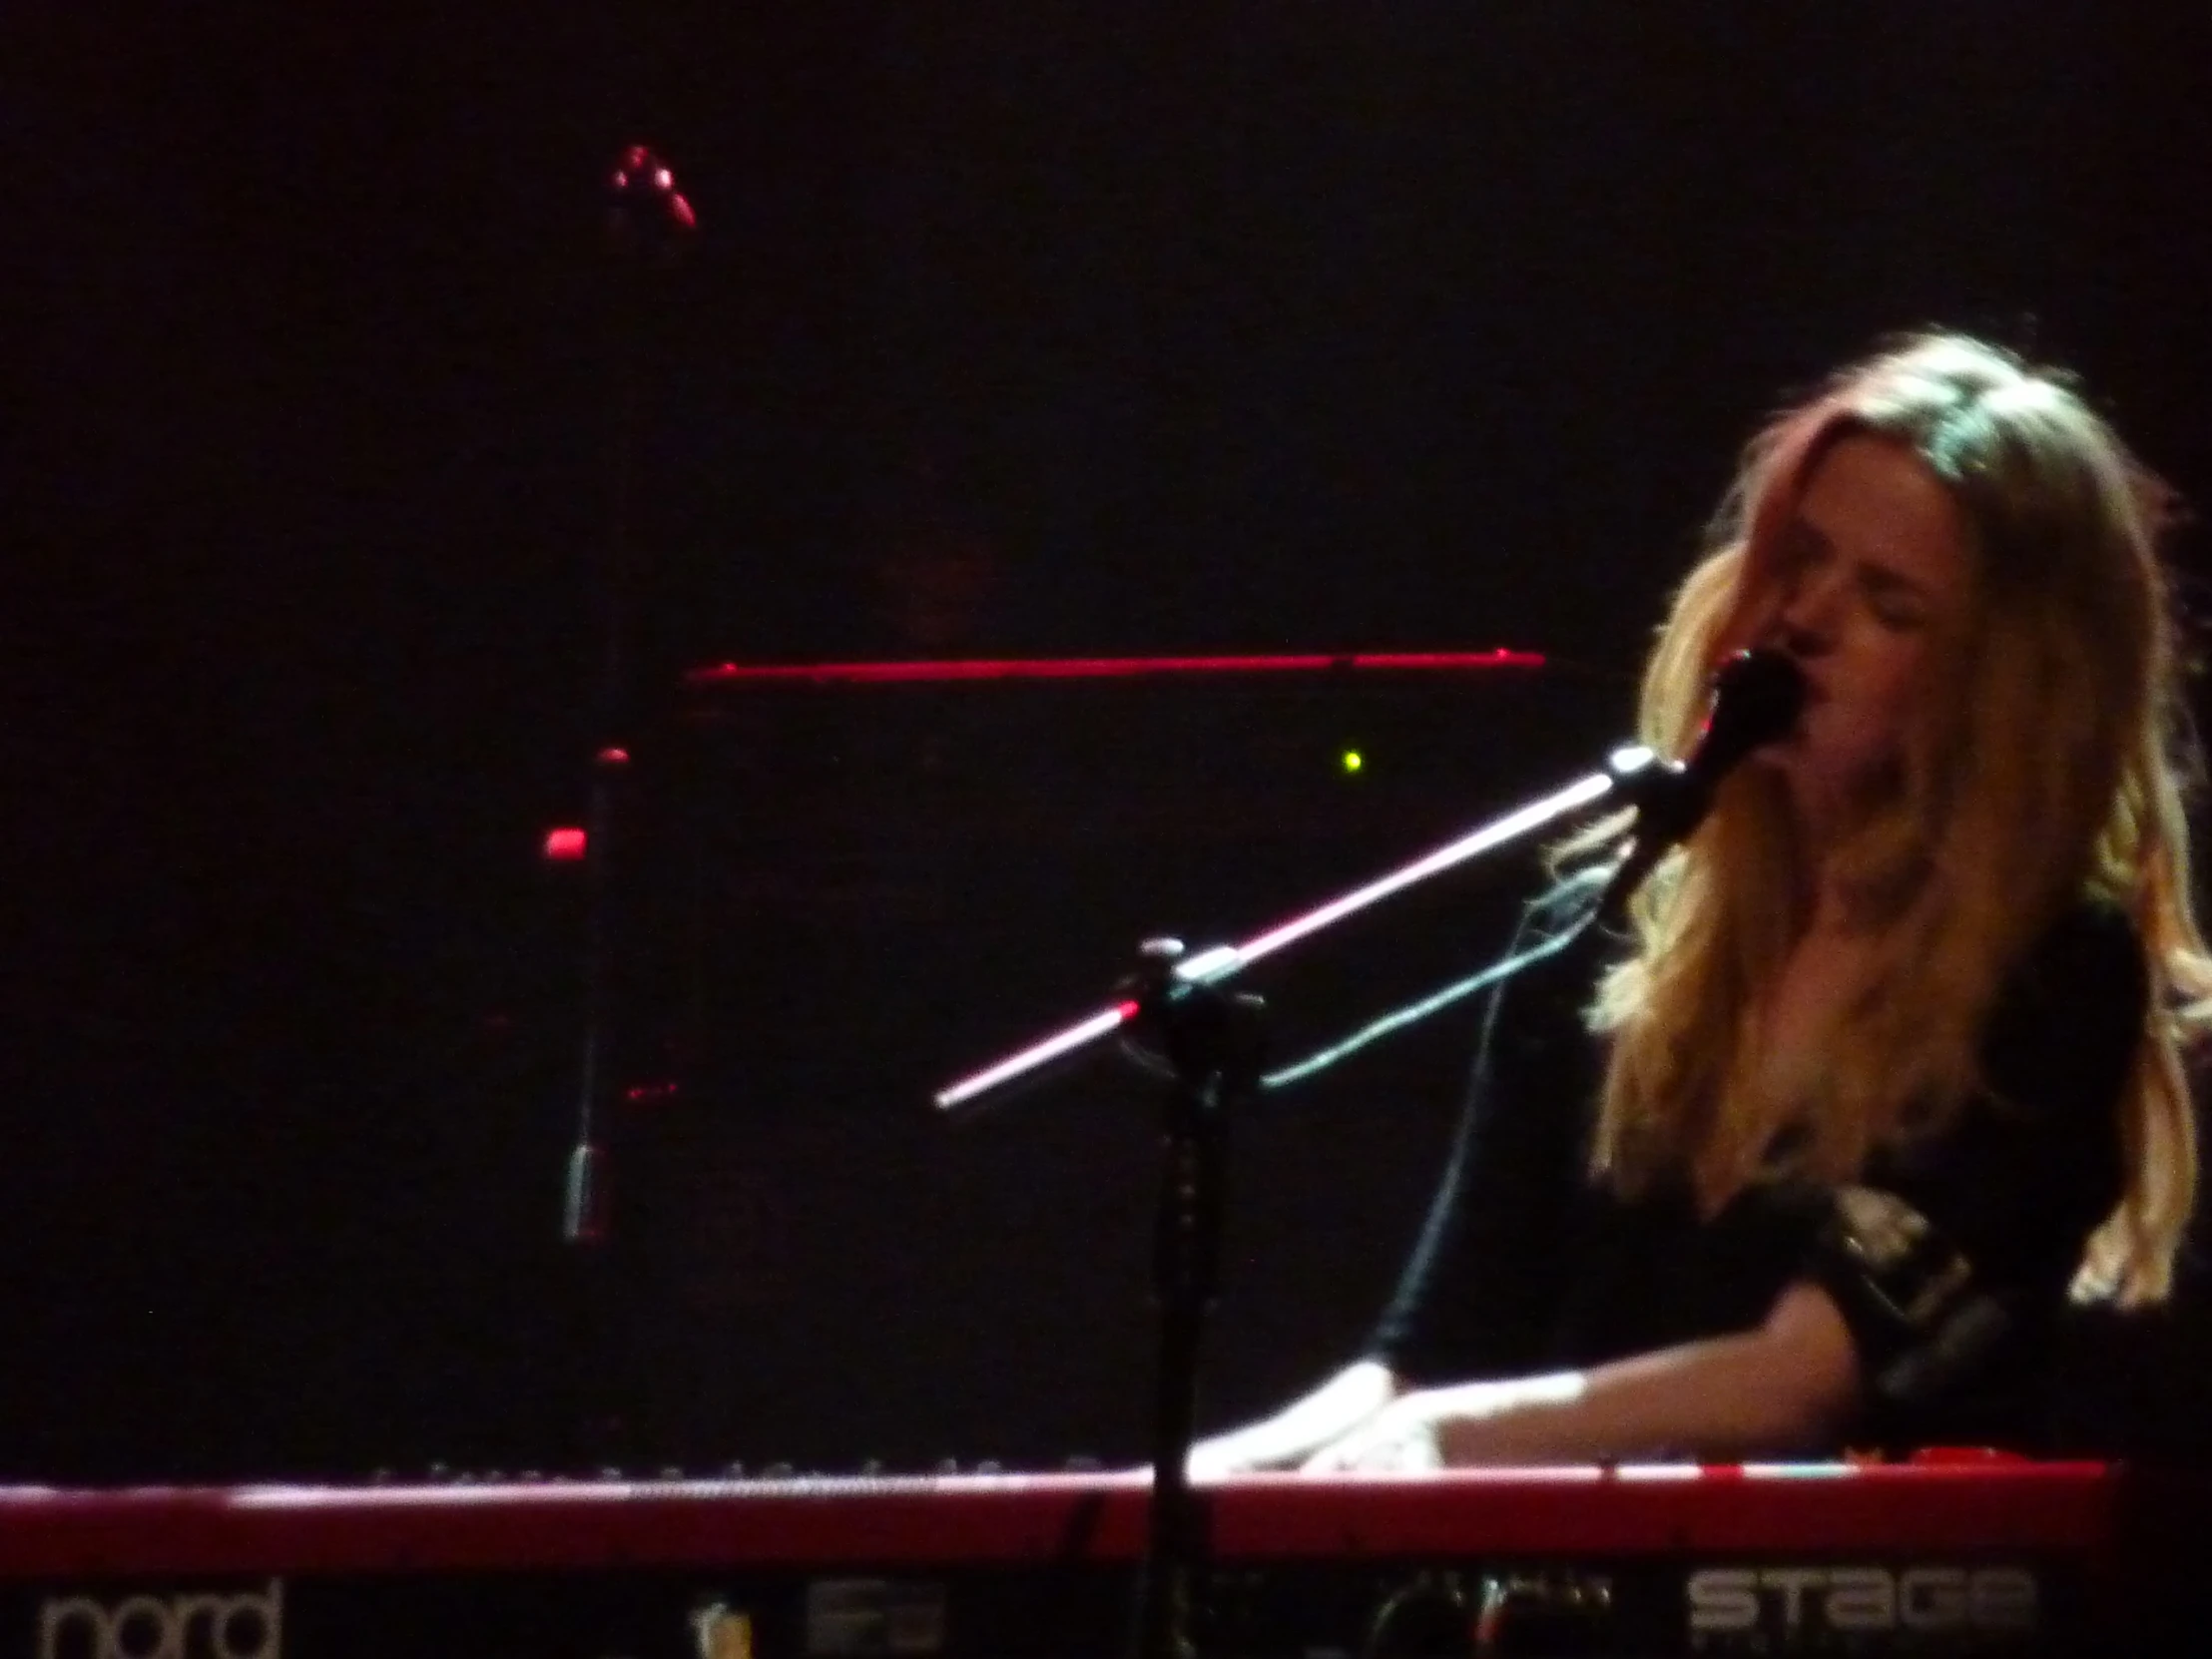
[1368,880,2147,1454]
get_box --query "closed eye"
[1861,568,1931,629]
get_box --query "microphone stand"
[935,650,1802,1659]
[565,144,698,1249]
[938,745,1668,1659]
[562,146,696,1463]
[1120,939,1263,1659]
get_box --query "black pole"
[559,146,696,1466]
[563,143,697,1253]
[563,331,637,1251]
[1125,939,1266,1659]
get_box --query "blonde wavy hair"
[1584,331,2212,1305]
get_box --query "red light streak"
[687,651,1542,688]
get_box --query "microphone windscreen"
[1699,649,1807,774]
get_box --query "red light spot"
[595,746,631,767]
[654,168,672,189]
[543,827,588,861]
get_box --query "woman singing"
[1193,331,2211,1470]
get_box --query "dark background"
[6,2,2210,1480]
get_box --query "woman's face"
[1743,434,1973,825]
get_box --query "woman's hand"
[1181,1361,1403,1477]
[1183,1433,1282,1480]
[1301,1375,1590,1471]
[1300,1387,1477,1472]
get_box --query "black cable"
[1258,868,1611,1094]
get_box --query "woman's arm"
[1305,1282,1861,1470]
[1184,1361,1402,1476]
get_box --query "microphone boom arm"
[933,646,1804,1116]
[932,746,1661,1115]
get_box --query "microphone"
[1599,648,1807,918]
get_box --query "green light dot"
[1342,750,1364,775]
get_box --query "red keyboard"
[0,1462,2189,1657]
